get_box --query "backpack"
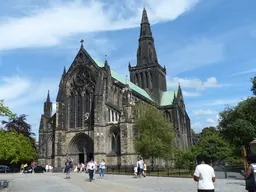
[69,161,73,168]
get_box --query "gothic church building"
[38,9,192,167]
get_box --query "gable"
[160,90,177,106]
[66,47,157,103]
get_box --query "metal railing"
[100,165,193,177]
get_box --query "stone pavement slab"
[0,173,247,192]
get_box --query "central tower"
[129,8,167,102]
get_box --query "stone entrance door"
[68,133,93,164]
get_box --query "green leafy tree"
[2,114,35,137]
[185,127,232,165]
[251,76,256,95]
[218,97,256,148]
[196,133,231,164]
[200,126,218,137]
[134,103,176,167]
[175,146,198,170]
[0,130,37,163]
[0,100,15,118]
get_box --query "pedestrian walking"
[136,157,144,178]
[87,159,96,182]
[193,156,215,192]
[65,161,71,179]
[99,159,106,179]
[245,154,256,192]
[143,162,147,177]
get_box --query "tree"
[251,76,256,95]
[0,100,15,118]
[196,131,231,164]
[175,146,198,170]
[2,114,35,137]
[0,130,37,163]
[200,126,218,137]
[218,97,256,148]
[134,103,176,167]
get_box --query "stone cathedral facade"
[38,9,192,167]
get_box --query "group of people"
[134,157,147,178]
[86,159,106,181]
[193,154,256,192]
[64,157,106,182]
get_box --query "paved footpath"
[0,173,247,192]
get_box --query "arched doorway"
[68,133,94,163]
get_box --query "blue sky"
[0,0,256,135]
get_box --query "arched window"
[109,126,121,155]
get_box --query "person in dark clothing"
[245,154,256,192]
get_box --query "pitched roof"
[160,90,177,106]
[93,59,178,106]
[94,60,154,101]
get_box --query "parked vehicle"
[0,165,12,173]
[23,166,46,173]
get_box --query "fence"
[102,165,193,177]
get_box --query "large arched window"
[109,126,121,155]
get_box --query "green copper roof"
[160,90,177,106]
[94,60,153,101]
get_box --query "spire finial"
[104,54,108,67]
[125,75,128,84]
[46,90,50,102]
[80,39,84,47]
[63,66,66,74]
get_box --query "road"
[0,173,247,192]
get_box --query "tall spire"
[141,8,149,24]
[139,8,152,39]
[46,90,50,102]
[137,8,158,66]
[44,90,52,117]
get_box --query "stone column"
[148,71,152,89]
[143,72,147,88]
[109,109,112,122]
[82,91,85,128]
[138,73,142,88]
[74,93,77,128]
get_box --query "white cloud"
[52,103,56,114]
[191,122,203,132]
[232,68,256,76]
[206,118,216,124]
[166,38,225,75]
[188,98,242,108]
[205,99,240,106]
[183,91,201,97]
[168,76,228,90]
[0,75,59,136]
[0,0,200,51]
[0,76,31,101]
[192,109,217,116]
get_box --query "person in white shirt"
[134,165,138,178]
[193,156,216,192]
[87,159,96,182]
[136,157,144,177]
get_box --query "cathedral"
[38,8,192,168]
